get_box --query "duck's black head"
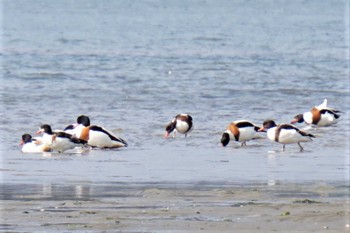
[77,115,90,127]
[165,121,176,133]
[221,132,230,147]
[261,120,277,131]
[40,124,53,134]
[164,120,176,138]
[21,134,33,144]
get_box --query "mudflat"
[1,182,349,232]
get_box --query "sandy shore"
[1,182,349,232]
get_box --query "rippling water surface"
[1,0,349,187]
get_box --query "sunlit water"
[1,0,349,191]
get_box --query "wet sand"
[1,182,349,232]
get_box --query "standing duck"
[259,120,315,151]
[36,124,87,153]
[221,120,263,147]
[164,114,193,138]
[72,115,128,148]
[291,99,341,127]
[20,134,52,153]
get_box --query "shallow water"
[1,0,349,188]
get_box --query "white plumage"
[260,120,315,151]
[20,134,51,153]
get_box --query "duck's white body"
[37,124,86,153]
[53,136,81,153]
[221,120,262,146]
[267,126,313,145]
[41,132,83,153]
[260,120,315,151]
[302,110,339,127]
[164,114,193,138]
[41,133,54,146]
[73,121,127,148]
[22,142,50,153]
[22,141,51,153]
[20,134,51,153]
[291,99,341,127]
[87,126,127,148]
[176,119,192,134]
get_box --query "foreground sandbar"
[1,181,349,232]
